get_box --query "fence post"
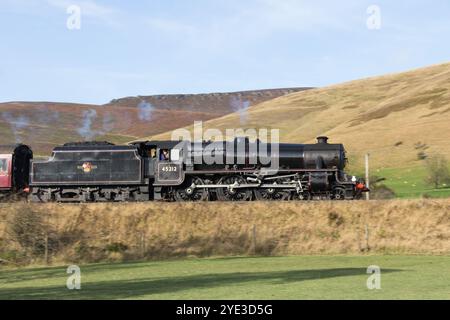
[364,224,370,251]
[140,232,146,258]
[44,231,49,265]
[365,153,370,201]
[252,225,257,255]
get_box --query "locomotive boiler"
[185,136,346,171]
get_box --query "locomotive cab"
[131,141,186,187]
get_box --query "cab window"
[150,148,157,158]
[146,147,157,159]
[0,158,8,175]
[170,149,180,161]
[159,149,170,161]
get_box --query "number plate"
[161,165,178,172]
[157,163,182,183]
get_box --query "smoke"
[36,105,60,124]
[77,109,115,140]
[137,100,154,121]
[102,111,114,133]
[77,109,98,140]
[230,96,251,124]
[1,112,30,142]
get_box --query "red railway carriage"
[0,154,12,189]
[0,144,33,194]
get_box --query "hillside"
[0,88,309,155]
[148,63,450,171]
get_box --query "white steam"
[1,112,30,142]
[138,100,154,121]
[77,109,115,140]
[77,109,98,140]
[230,96,251,124]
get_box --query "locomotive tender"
[0,137,368,202]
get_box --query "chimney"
[317,136,329,144]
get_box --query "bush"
[105,242,129,253]
[371,185,396,199]
[424,154,450,189]
[68,241,107,263]
[328,212,345,227]
[8,206,45,255]
[417,151,428,160]
[7,206,58,259]
[368,175,396,199]
[0,249,24,264]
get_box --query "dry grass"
[147,62,450,170]
[0,200,449,265]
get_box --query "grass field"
[373,165,450,198]
[1,255,449,300]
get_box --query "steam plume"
[138,100,154,121]
[230,96,251,124]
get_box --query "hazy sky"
[1,0,449,104]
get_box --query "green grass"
[376,165,450,198]
[1,256,449,300]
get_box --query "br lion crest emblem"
[78,162,97,173]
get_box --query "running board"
[192,184,299,189]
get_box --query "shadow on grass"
[0,260,173,284]
[0,256,310,284]
[0,267,401,300]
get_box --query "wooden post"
[252,225,257,255]
[44,231,49,265]
[364,224,370,251]
[140,232,146,258]
[365,153,370,201]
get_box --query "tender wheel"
[216,176,252,201]
[32,189,53,203]
[174,177,208,202]
[254,181,291,201]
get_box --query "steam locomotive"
[0,137,368,202]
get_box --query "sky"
[0,0,449,104]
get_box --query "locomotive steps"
[0,199,449,265]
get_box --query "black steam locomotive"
[0,137,368,202]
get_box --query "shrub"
[368,175,396,199]
[371,185,396,199]
[417,151,428,160]
[328,211,345,227]
[105,242,129,253]
[8,206,45,255]
[6,206,58,259]
[424,154,450,189]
